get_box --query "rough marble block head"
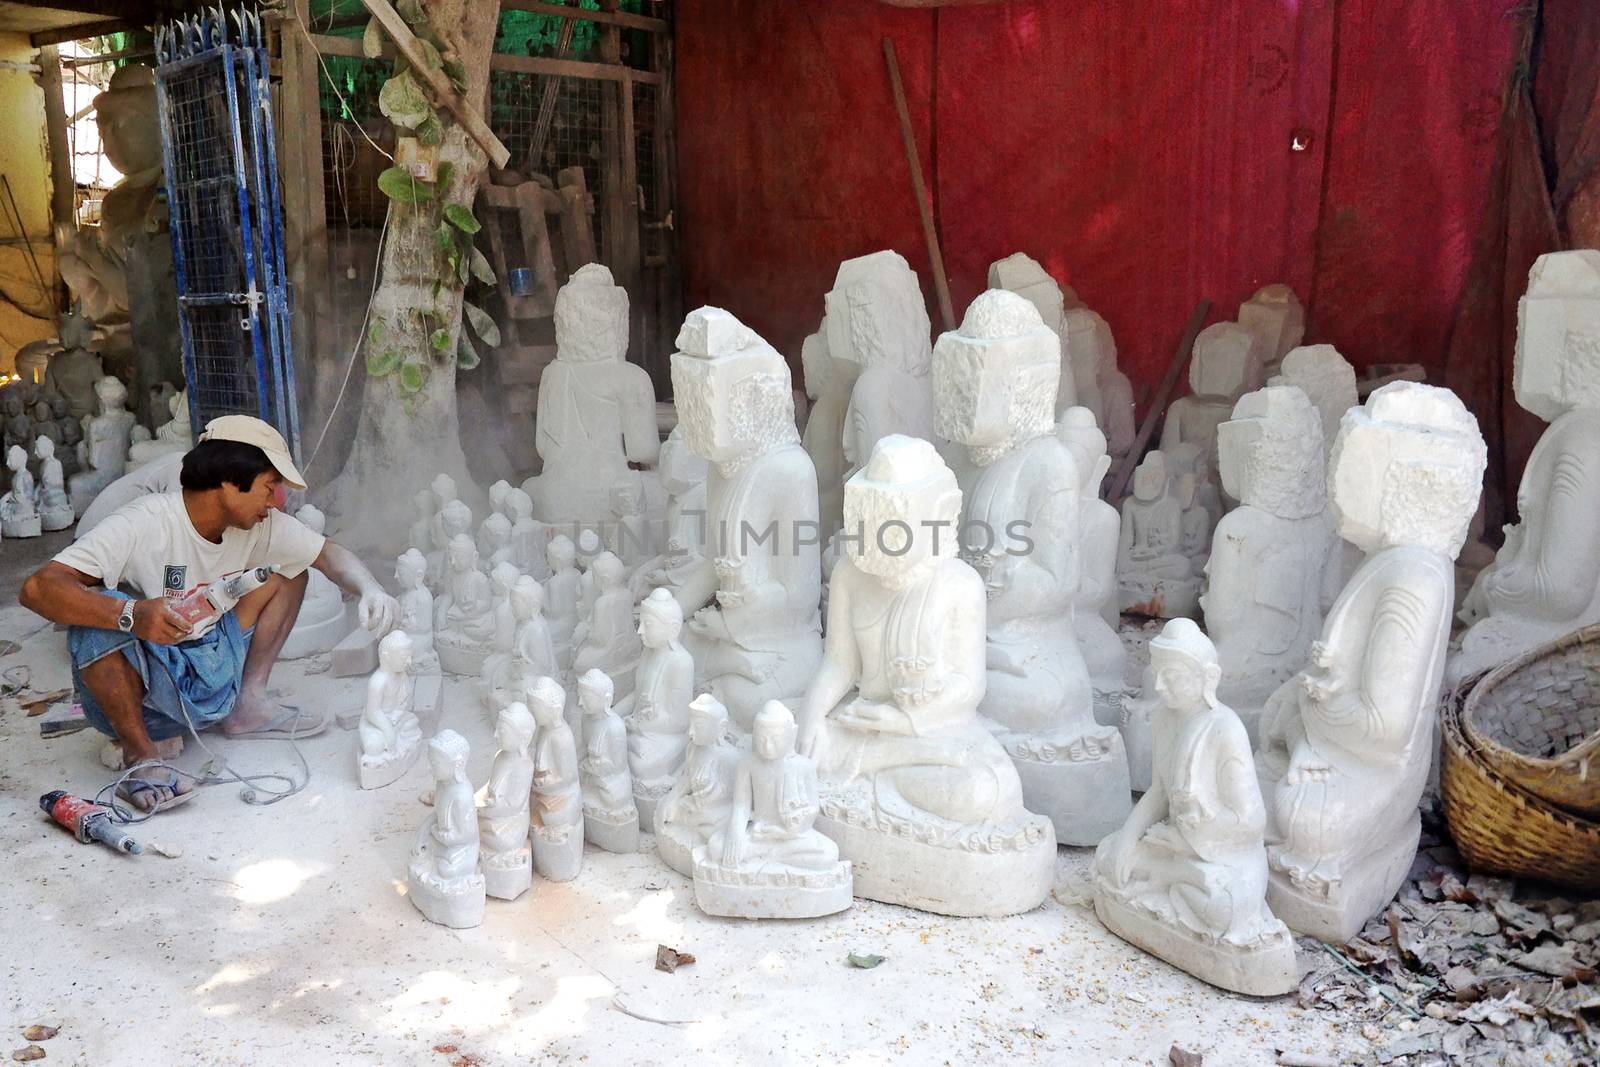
[671,306,798,463]
[1514,250,1600,422]
[295,503,327,536]
[1217,386,1326,519]
[1238,284,1306,363]
[1132,450,1168,501]
[823,250,933,375]
[378,628,413,671]
[1064,307,1117,377]
[1329,382,1487,557]
[1270,344,1358,442]
[842,434,962,579]
[988,251,1066,334]
[1190,323,1260,398]
[800,326,831,400]
[933,289,1060,448]
[554,263,629,364]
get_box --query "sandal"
[115,770,197,815]
[223,704,330,740]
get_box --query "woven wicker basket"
[1441,688,1600,891]
[1460,626,1600,818]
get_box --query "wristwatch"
[117,601,136,633]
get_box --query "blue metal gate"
[155,6,300,456]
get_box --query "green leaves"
[398,361,426,394]
[457,334,481,370]
[442,57,467,94]
[468,246,496,286]
[429,327,452,354]
[417,37,443,70]
[846,953,886,970]
[435,161,454,196]
[463,301,500,347]
[361,17,384,58]
[415,114,442,146]
[395,0,426,27]
[366,346,403,378]
[377,166,434,204]
[378,69,431,131]
[443,203,480,235]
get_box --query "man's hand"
[132,598,192,644]
[358,588,400,635]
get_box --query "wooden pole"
[37,45,76,235]
[1107,299,1211,500]
[882,37,955,332]
[357,0,511,168]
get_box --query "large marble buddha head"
[1514,250,1600,422]
[1217,385,1325,519]
[1190,322,1259,399]
[1237,284,1305,368]
[824,250,932,377]
[95,66,162,177]
[1328,382,1486,557]
[1132,450,1168,503]
[933,289,1059,462]
[1065,307,1115,384]
[554,263,628,364]
[671,306,797,466]
[843,434,962,585]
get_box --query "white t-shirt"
[54,492,327,638]
[75,452,185,537]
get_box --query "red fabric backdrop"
[675,0,1520,414]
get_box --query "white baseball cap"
[198,415,307,490]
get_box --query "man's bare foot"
[99,735,184,771]
[116,764,196,813]
[221,691,329,739]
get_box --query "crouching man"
[19,416,398,813]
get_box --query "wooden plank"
[308,32,384,60]
[501,0,667,34]
[356,0,511,168]
[556,166,597,268]
[31,18,130,48]
[488,51,662,86]
[1106,299,1212,500]
[617,69,639,290]
[37,46,75,234]
[883,36,955,332]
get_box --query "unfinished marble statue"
[617,588,694,825]
[425,474,463,585]
[42,314,103,422]
[479,513,517,573]
[1094,619,1298,996]
[30,400,61,456]
[577,669,640,853]
[394,549,437,672]
[1066,309,1137,463]
[985,252,1077,411]
[505,488,549,580]
[407,729,486,928]
[1166,440,1223,532]
[478,701,536,901]
[604,477,655,569]
[824,251,939,475]
[1203,387,1339,741]
[800,320,855,542]
[280,505,353,660]
[358,631,422,790]
[1454,250,1600,684]
[126,388,189,472]
[486,576,558,716]
[33,437,73,532]
[655,693,741,877]
[2,392,30,462]
[671,307,823,730]
[1238,284,1307,377]
[542,534,581,670]
[1160,322,1260,493]
[694,700,853,919]
[796,435,1056,916]
[572,551,641,703]
[52,396,82,478]
[1164,447,1216,573]
[932,290,1130,845]
[529,677,584,881]
[434,534,497,676]
[1257,382,1485,942]
[526,263,658,528]
[428,500,474,590]
[1117,451,1201,619]
[633,424,709,598]
[1,445,40,538]
[1269,344,1358,447]
[1057,407,1127,719]
[68,375,136,517]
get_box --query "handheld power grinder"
[40,791,143,855]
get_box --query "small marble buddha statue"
[1117,451,1200,619]
[407,729,486,927]
[478,701,536,900]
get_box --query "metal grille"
[488,70,615,253]
[633,79,661,262]
[156,6,300,454]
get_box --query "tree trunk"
[323,0,501,557]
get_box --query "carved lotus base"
[483,847,533,901]
[1266,814,1420,944]
[1094,878,1299,996]
[436,639,489,677]
[407,865,486,928]
[357,735,420,790]
[632,777,673,829]
[1007,729,1133,847]
[532,821,584,881]
[691,855,853,919]
[653,822,700,878]
[1,514,41,539]
[584,804,640,854]
[815,787,1056,917]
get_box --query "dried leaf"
[19,1028,55,1043]
[417,37,443,70]
[846,953,885,970]
[463,302,500,347]
[10,1048,44,1063]
[442,57,467,94]
[1388,909,1426,972]
[468,246,497,287]
[1168,1045,1201,1066]
[361,17,384,58]
[654,945,694,973]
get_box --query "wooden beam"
[501,0,667,33]
[1106,299,1212,500]
[883,36,955,332]
[489,50,661,85]
[356,0,511,168]
[30,18,131,48]
[36,45,75,235]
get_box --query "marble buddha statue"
[408,729,485,927]
[1269,344,1358,448]
[358,631,422,789]
[1256,382,1485,942]
[33,437,73,532]
[795,435,1056,917]
[478,701,536,901]
[577,668,640,853]
[529,676,585,881]
[618,588,695,824]
[433,533,497,675]
[800,320,855,544]
[670,307,822,730]
[932,289,1129,845]
[126,389,190,472]
[1056,407,1126,716]
[1161,321,1261,498]
[1117,451,1201,619]
[655,693,742,877]
[68,375,136,517]
[1238,284,1306,379]
[1,444,40,538]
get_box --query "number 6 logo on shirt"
[164,564,188,594]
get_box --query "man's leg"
[222,570,308,734]
[78,651,193,809]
